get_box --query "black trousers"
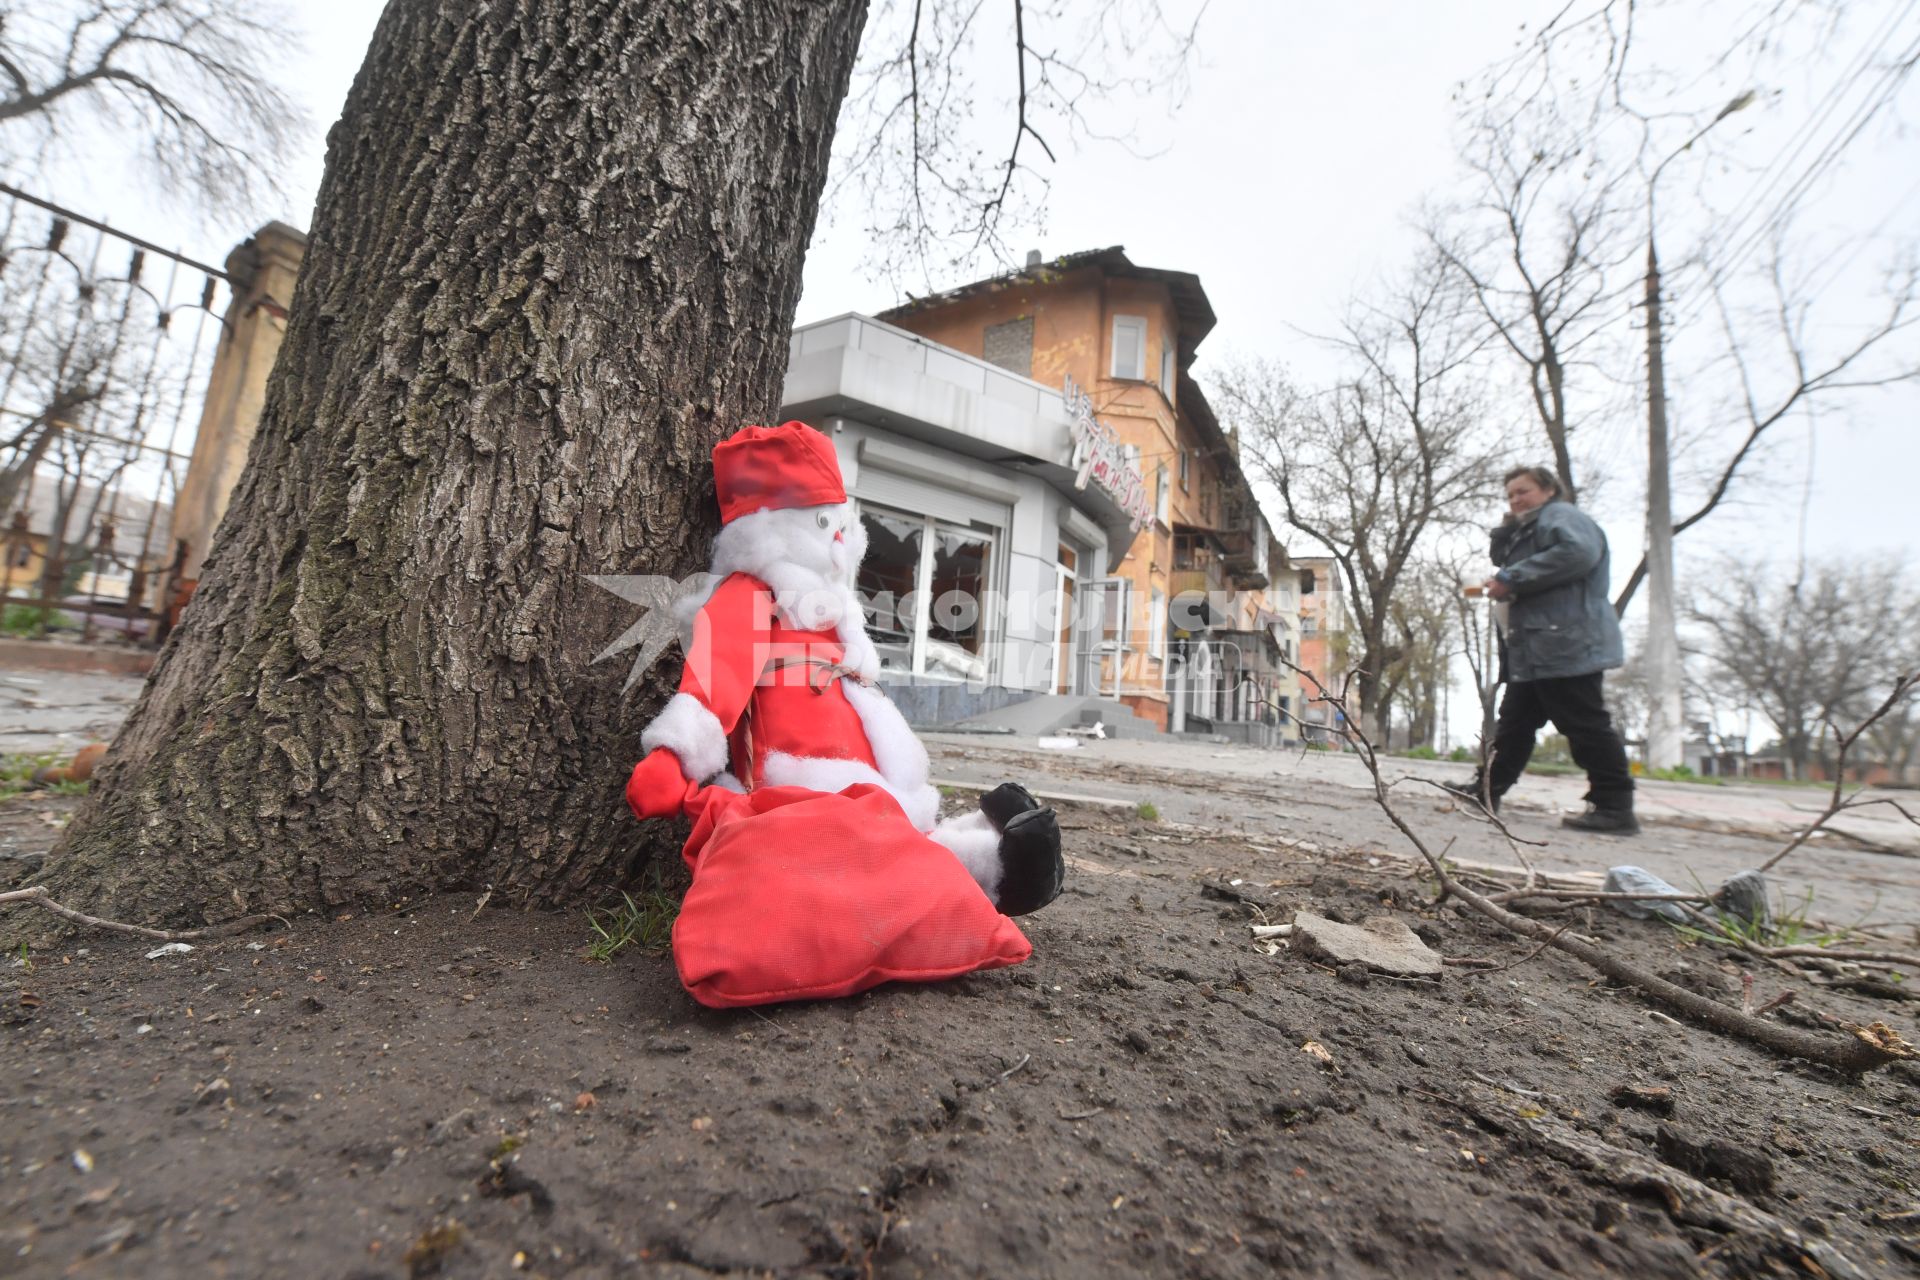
[1485,672,1634,809]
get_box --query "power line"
[1703,0,1916,264]
[1669,22,1920,328]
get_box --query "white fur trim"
[931,808,1004,900]
[711,771,747,794]
[839,680,936,827]
[711,505,858,632]
[703,501,883,677]
[761,750,941,830]
[640,692,730,782]
[837,611,881,682]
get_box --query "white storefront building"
[781,314,1149,720]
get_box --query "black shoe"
[1439,780,1499,814]
[979,782,1041,832]
[994,807,1063,916]
[1561,806,1640,836]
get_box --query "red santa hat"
[712,421,846,525]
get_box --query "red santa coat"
[627,571,1025,1007]
[636,571,941,831]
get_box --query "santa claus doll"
[626,421,1064,1007]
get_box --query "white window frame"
[1155,465,1170,524]
[1149,586,1167,660]
[1178,447,1190,492]
[1111,314,1148,380]
[855,500,1000,681]
[1160,341,1175,399]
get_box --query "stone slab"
[1292,910,1443,977]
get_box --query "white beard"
[698,502,880,682]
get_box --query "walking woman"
[1446,466,1639,835]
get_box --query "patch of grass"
[584,882,680,962]
[46,778,89,796]
[1135,800,1160,822]
[0,752,60,803]
[1522,762,1581,777]
[0,606,69,637]
[1447,747,1474,763]
[1403,745,1440,760]
[1668,881,1859,951]
[937,784,962,799]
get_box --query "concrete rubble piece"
[1291,910,1444,978]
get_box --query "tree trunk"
[37,0,870,929]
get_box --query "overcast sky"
[15,0,1915,742]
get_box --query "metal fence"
[0,182,225,647]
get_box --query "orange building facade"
[1290,556,1352,744]
[881,249,1296,738]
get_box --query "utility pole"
[1642,238,1685,770]
[1640,91,1753,771]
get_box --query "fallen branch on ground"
[1737,943,1920,969]
[1489,888,1710,906]
[1462,1083,1871,1280]
[1277,660,1914,1076]
[0,886,278,943]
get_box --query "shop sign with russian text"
[1063,374,1153,530]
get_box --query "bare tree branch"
[830,0,1206,286]
[1283,653,1913,1075]
[0,1,303,217]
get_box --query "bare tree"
[1848,629,1920,783]
[1451,576,1500,757]
[1611,242,1920,614]
[1218,251,1500,742]
[1691,557,1919,779]
[828,0,1205,286]
[1376,562,1458,750]
[1430,100,1636,504]
[0,226,181,618]
[1444,0,1920,621]
[0,0,301,214]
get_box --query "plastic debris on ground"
[1600,866,1692,922]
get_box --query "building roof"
[877,246,1219,362]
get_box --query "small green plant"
[1405,745,1439,760]
[1447,747,1474,763]
[1668,881,1854,951]
[46,778,90,796]
[0,752,60,802]
[2,605,53,637]
[14,943,30,974]
[1135,800,1160,822]
[584,887,679,962]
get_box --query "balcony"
[1211,627,1285,677]
[1215,528,1269,590]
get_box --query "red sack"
[671,782,1031,1008]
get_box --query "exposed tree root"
[0,886,279,943]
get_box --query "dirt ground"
[3,785,1918,1280]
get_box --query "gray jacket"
[1491,500,1624,682]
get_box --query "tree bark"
[36,0,870,928]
